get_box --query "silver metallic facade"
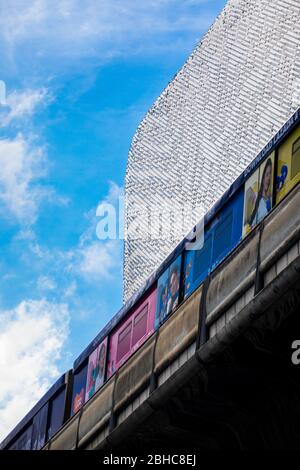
[124,0,300,302]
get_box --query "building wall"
[124,0,300,301]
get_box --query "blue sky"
[0,0,227,438]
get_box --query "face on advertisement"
[169,266,179,298]
[157,275,168,321]
[261,158,272,197]
[98,343,106,374]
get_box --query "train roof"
[73,107,300,371]
[0,372,68,450]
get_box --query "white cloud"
[1,88,48,127]
[0,0,216,68]
[37,275,57,292]
[0,135,47,224]
[16,183,124,283]
[0,98,66,225]
[63,280,77,298]
[74,182,123,280]
[14,228,36,241]
[102,180,124,205]
[0,299,70,441]
[77,240,121,280]
[0,86,66,227]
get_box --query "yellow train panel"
[276,124,300,204]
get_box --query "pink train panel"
[107,285,157,378]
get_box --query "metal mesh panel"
[124,0,300,302]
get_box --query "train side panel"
[107,285,157,379]
[4,372,71,450]
[243,152,275,238]
[47,387,67,440]
[8,425,32,450]
[85,337,108,403]
[31,403,48,450]
[276,124,300,204]
[155,255,182,329]
[183,188,244,300]
[71,363,88,416]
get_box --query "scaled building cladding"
[124,0,300,301]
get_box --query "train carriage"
[0,372,72,450]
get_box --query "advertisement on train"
[243,152,274,237]
[276,124,300,203]
[85,338,108,402]
[155,256,182,328]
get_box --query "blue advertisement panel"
[155,255,181,328]
[183,234,212,300]
[183,189,244,299]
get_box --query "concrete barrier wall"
[206,229,259,326]
[114,335,156,413]
[261,183,300,273]
[154,285,202,375]
[78,378,114,448]
[48,413,80,450]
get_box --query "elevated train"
[1,108,300,450]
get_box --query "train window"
[9,425,32,450]
[108,286,157,378]
[47,389,65,440]
[213,211,233,260]
[117,322,132,362]
[72,363,88,415]
[193,235,212,282]
[132,305,148,346]
[31,403,48,450]
[291,137,300,179]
